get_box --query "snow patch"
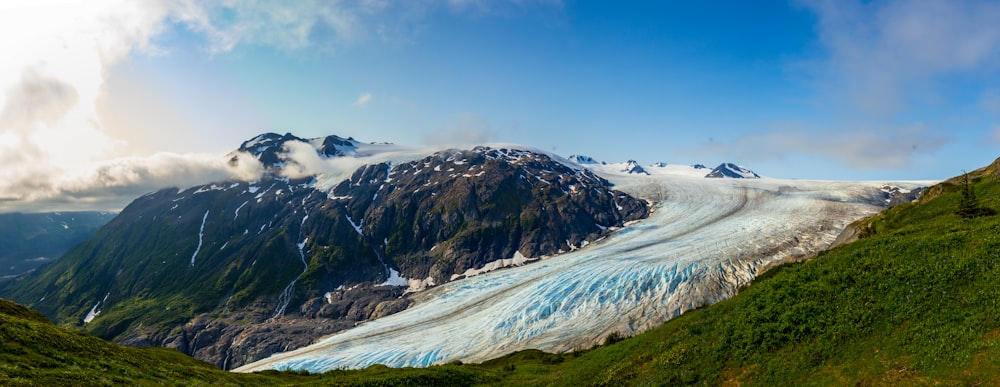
[189,211,209,267]
[380,268,409,287]
[234,200,249,219]
[405,276,437,293]
[345,214,364,236]
[450,250,536,281]
[83,303,100,323]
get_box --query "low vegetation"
[3,163,1000,385]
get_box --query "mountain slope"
[505,161,1000,385]
[237,170,918,372]
[0,212,116,278]
[2,162,994,385]
[704,162,760,178]
[0,298,497,386]
[0,134,648,370]
[0,298,278,385]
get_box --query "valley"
[237,169,923,372]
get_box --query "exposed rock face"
[567,154,599,165]
[705,163,760,178]
[622,160,649,175]
[1,135,649,370]
[879,185,925,206]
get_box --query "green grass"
[4,165,1000,385]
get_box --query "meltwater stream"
[237,176,915,373]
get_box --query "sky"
[2,0,1000,213]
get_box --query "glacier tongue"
[236,175,925,373]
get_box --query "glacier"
[236,173,928,373]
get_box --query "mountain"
[0,133,648,370]
[2,159,992,385]
[0,211,116,279]
[704,162,760,178]
[567,154,599,165]
[235,168,922,371]
[621,160,649,175]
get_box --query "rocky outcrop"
[705,163,760,179]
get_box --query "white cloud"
[0,151,262,213]
[276,140,457,192]
[352,92,373,107]
[0,0,175,212]
[741,0,1000,171]
[802,0,1000,118]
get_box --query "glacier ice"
[236,175,927,373]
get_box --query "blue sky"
[2,0,1000,211]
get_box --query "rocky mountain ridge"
[0,133,649,369]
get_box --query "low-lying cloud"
[0,151,263,213]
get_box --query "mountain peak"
[233,132,358,171]
[568,154,599,165]
[704,163,760,179]
[623,160,649,175]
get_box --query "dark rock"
[705,163,760,178]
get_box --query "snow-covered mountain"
[567,154,599,165]
[0,133,647,370]
[704,162,760,179]
[1,131,932,374]
[568,157,759,179]
[622,160,649,175]
[237,171,928,373]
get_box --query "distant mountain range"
[0,212,116,279]
[567,155,761,178]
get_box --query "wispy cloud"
[802,0,1000,118]
[694,0,1000,171]
[0,151,263,213]
[277,140,456,191]
[352,92,373,107]
[422,114,497,145]
[687,123,949,170]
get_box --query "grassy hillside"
[4,161,1000,385]
[0,297,503,386]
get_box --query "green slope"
[0,297,502,386]
[479,160,1000,385]
[0,298,275,386]
[4,161,1000,385]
